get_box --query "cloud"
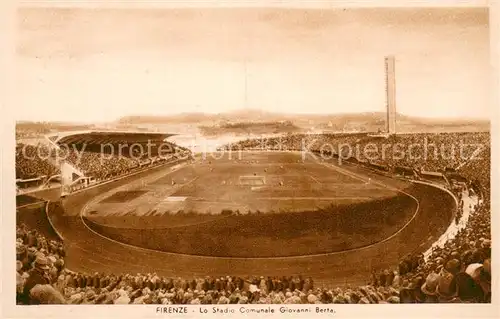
[16,8,490,121]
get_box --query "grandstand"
[17,131,188,196]
[15,129,491,304]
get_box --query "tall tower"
[244,60,248,109]
[385,56,397,134]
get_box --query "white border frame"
[1,1,498,318]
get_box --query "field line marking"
[307,173,322,185]
[17,201,47,209]
[256,197,372,200]
[75,152,431,260]
[319,161,370,184]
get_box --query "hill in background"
[16,109,490,140]
[117,109,490,135]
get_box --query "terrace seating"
[15,143,59,180]
[16,141,186,187]
[16,132,491,304]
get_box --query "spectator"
[21,254,53,304]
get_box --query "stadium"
[15,57,491,305]
[16,130,492,304]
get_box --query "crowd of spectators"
[16,132,491,304]
[65,150,140,181]
[16,143,59,180]
[17,222,404,304]
[16,142,189,184]
[66,151,189,181]
[223,132,490,175]
[16,224,66,304]
[396,196,491,303]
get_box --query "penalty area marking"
[162,196,188,202]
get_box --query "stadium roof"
[47,130,177,146]
[420,170,444,177]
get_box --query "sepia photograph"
[2,0,499,317]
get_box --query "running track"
[23,154,456,287]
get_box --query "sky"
[16,7,490,122]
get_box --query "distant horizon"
[15,108,491,125]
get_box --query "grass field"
[83,151,418,257]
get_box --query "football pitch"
[83,151,419,257]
